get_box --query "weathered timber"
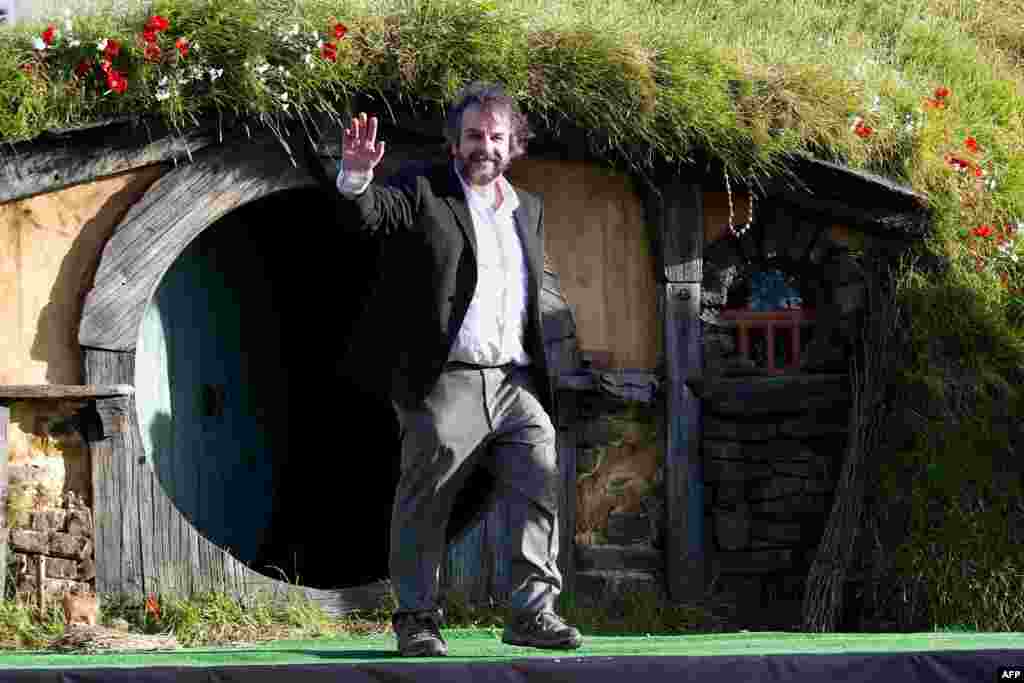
[686,374,851,416]
[0,385,133,401]
[663,281,705,601]
[78,132,315,351]
[769,190,929,238]
[653,180,703,283]
[653,173,707,601]
[82,348,391,613]
[0,115,243,205]
[0,404,8,600]
[557,391,579,599]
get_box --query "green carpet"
[0,631,1023,670]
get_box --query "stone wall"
[702,387,849,611]
[4,400,95,602]
[572,390,666,603]
[692,200,865,621]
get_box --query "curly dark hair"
[444,81,534,160]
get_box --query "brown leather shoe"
[393,610,448,657]
[502,610,583,650]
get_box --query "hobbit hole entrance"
[134,188,401,590]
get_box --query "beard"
[455,150,509,186]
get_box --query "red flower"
[106,68,128,94]
[974,166,985,178]
[973,225,994,238]
[145,15,170,33]
[42,25,57,46]
[144,594,161,619]
[19,63,33,75]
[104,39,121,59]
[175,37,189,57]
[965,136,979,152]
[144,43,162,63]
[934,86,951,99]
[142,28,157,44]
[321,41,338,62]
[334,22,348,39]
[855,123,873,139]
[75,59,94,77]
[923,98,946,110]
[98,59,112,74]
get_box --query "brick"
[65,510,94,538]
[30,510,67,532]
[44,556,79,580]
[10,529,48,554]
[606,512,651,545]
[49,532,91,560]
[779,411,849,438]
[704,417,778,441]
[575,544,663,572]
[714,504,751,551]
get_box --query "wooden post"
[654,178,706,602]
[0,403,8,602]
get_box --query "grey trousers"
[389,363,562,615]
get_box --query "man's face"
[452,104,513,187]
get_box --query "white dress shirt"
[337,162,533,367]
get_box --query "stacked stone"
[573,393,666,607]
[9,492,95,602]
[702,393,849,607]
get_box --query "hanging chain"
[725,169,754,238]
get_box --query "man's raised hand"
[343,112,386,174]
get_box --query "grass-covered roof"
[0,1,1021,291]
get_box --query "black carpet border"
[1,649,1022,683]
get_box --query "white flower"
[97,38,108,52]
[32,37,47,50]
[310,32,318,41]
[69,39,81,47]
[870,95,881,113]
[192,41,200,52]
[303,53,313,66]
[254,62,270,75]
[159,76,170,87]
[279,91,289,101]
[155,89,171,101]
[316,38,324,49]
[209,67,224,81]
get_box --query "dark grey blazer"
[302,138,556,418]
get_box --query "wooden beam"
[0,115,242,205]
[0,385,133,401]
[657,179,707,603]
[0,404,8,602]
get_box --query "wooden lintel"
[0,115,244,205]
[0,384,134,401]
[772,189,929,238]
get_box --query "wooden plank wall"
[508,159,660,370]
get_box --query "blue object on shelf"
[749,269,802,311]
